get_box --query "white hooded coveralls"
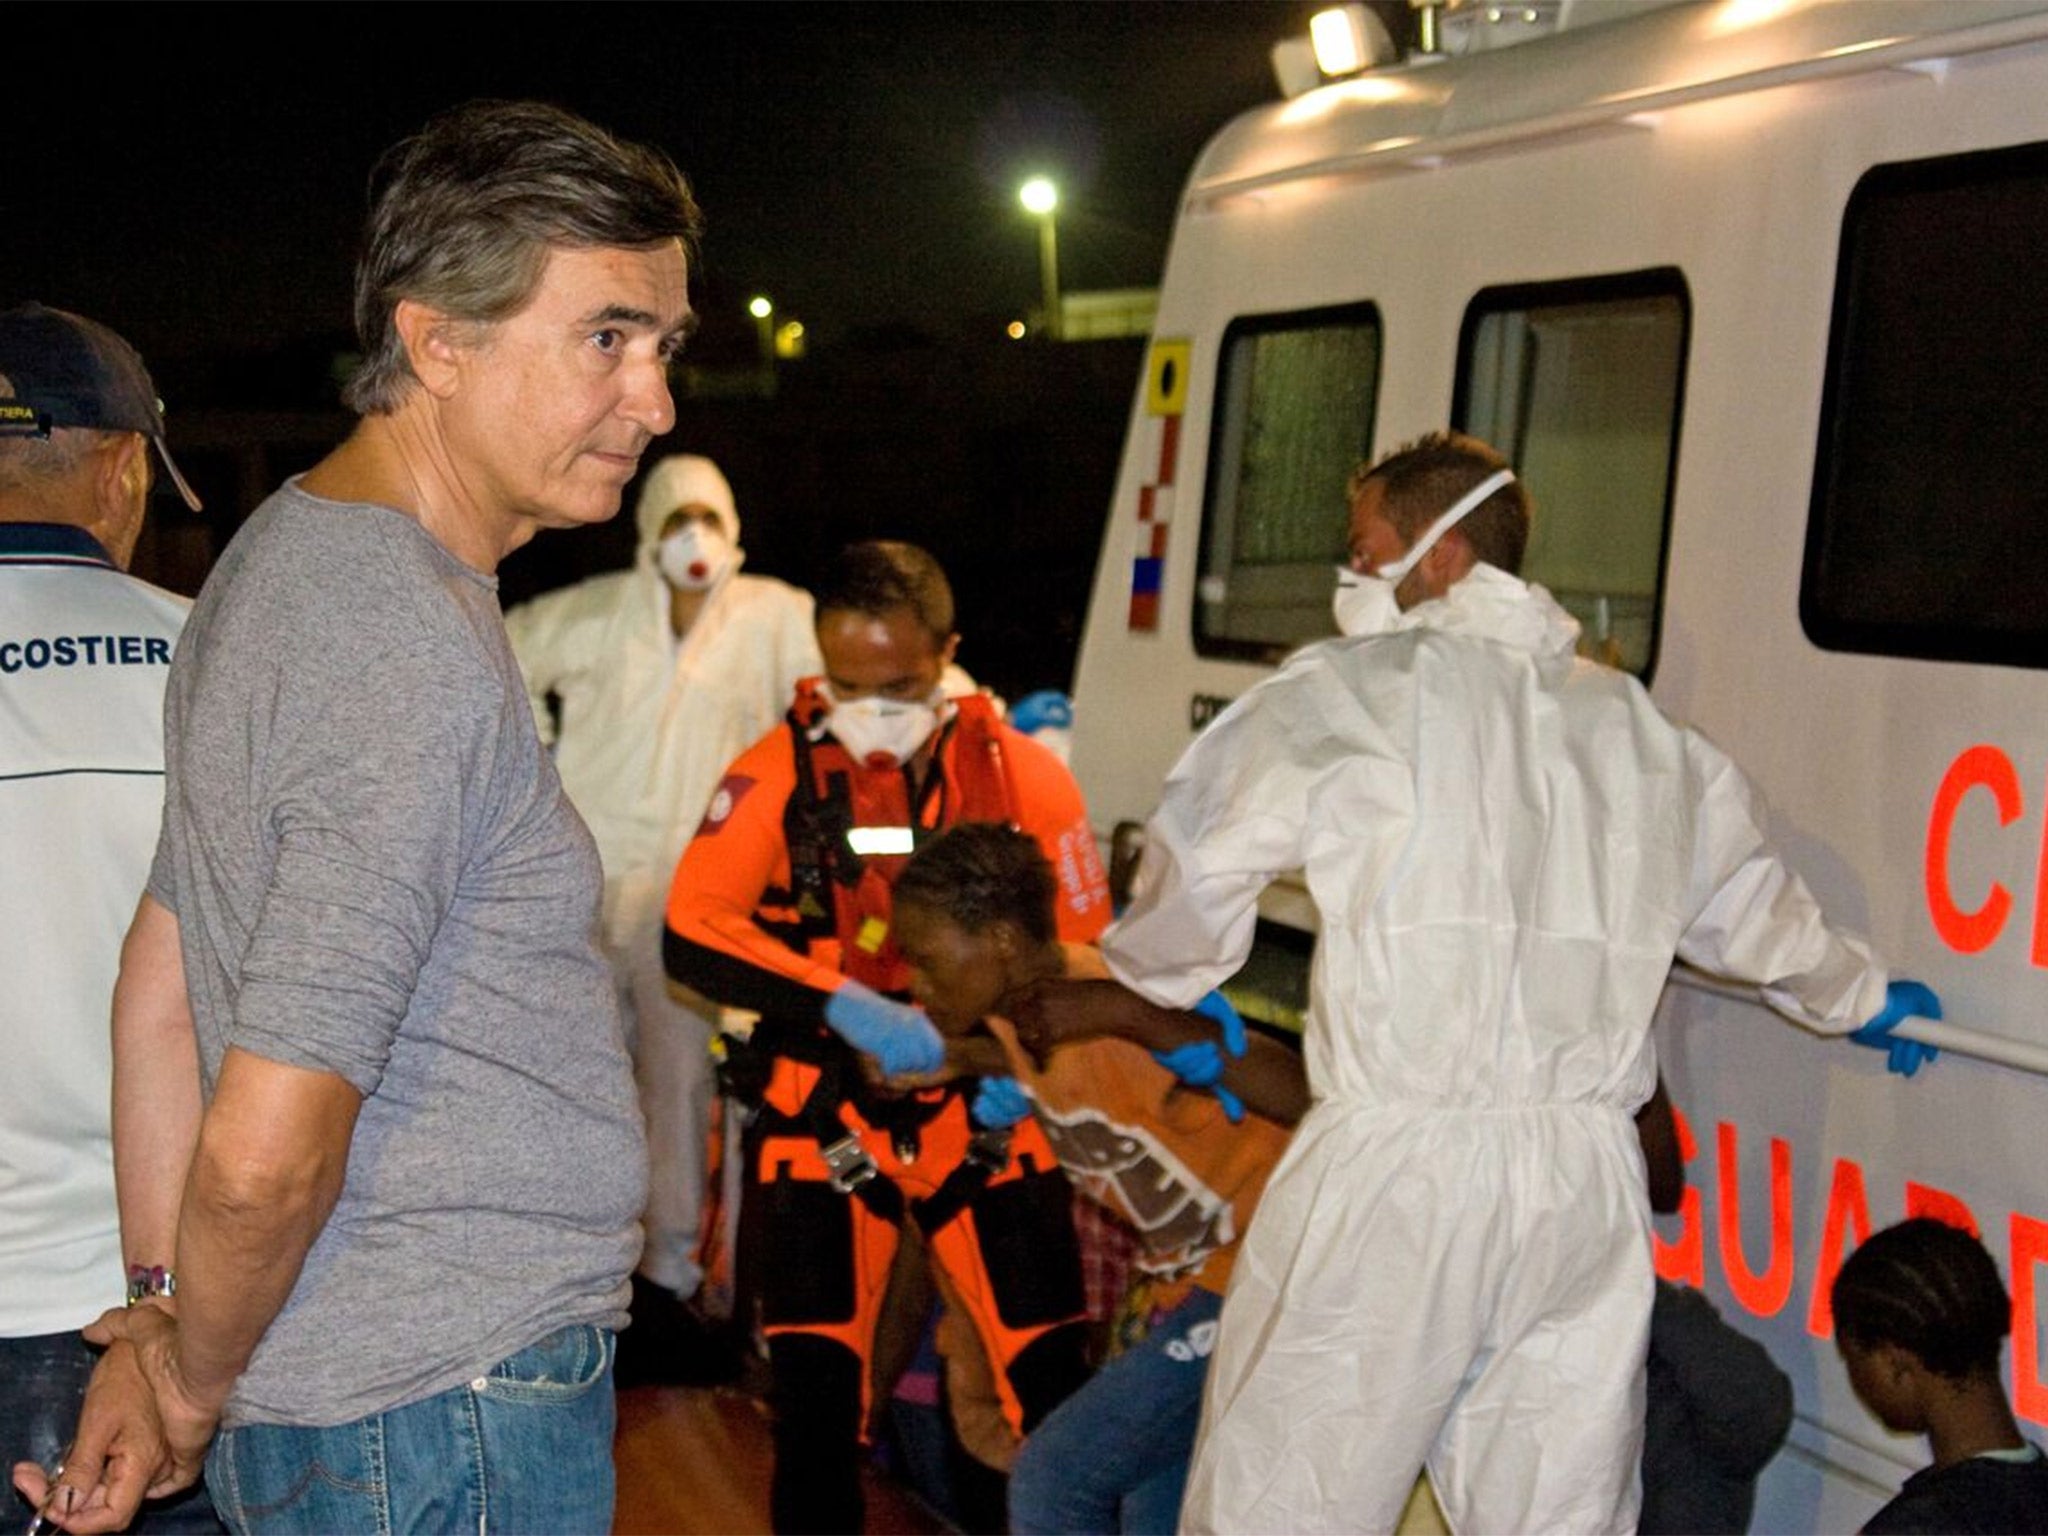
[1107,566,1888,1535]
[503,458,819,1295]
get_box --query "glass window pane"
[1456,271,1688,679]
[1195,304,1380,661]
[1803,140,2048,669]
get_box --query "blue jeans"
[0,1330,224,1534]
[1009,1287,1223,1536]
[205,1324,615,1535]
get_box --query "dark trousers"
[1,1329,225,1534]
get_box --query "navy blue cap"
[0,302,202,511]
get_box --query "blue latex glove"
[1153,990,1249,1123]
[1191,989,1248,1057]
[1009,689,1074,735]
[971,1075,1033,1129]
[824,980,945,1077]
[1849,979,1943,1078]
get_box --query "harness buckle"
[964,1126,1013,1177]
[892,1127,922,1167]
[820,1134,880,1194]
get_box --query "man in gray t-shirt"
[147,480,646,1428]
[13,102,702,1536]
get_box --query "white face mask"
[1332,567,1402,637]
[1332,468,1517,637]
[657,522,732,591]
[826,689,944,768]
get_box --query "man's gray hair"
[344,100,704,416]
[0,426,102,497]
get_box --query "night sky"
[11,3,1318,381]
[11,2,1395,697]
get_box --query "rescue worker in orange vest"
[664,540,1111,1534]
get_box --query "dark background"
[9,2,1411,700]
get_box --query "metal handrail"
[1668,964,2048,1077]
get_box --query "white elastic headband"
[1376,467,1517,584]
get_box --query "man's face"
[893,899,1008,1036]
[817,605,955,704]
[1346,479,1437,611]
[442,241,691,537]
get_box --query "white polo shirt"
[0,523,187,1335]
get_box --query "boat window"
[1455,269,1689,680]
[1194,303,1380,662]
[1803,140,2048,670]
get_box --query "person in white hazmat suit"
[1055,431,1942,1534]
[503,453,819,1378]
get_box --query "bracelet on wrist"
[126,1263,176,1306]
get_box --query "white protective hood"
[635,453,741,572]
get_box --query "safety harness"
[767,683,1025,1218]
[786,1046,1020,1232]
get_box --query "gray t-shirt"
[148,479,644,1428]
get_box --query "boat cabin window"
[1803,140,2048,670]
[1194,303,1380,662]
[1454,269,1688,680]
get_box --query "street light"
[747,295,775,364]
[1018,176,1061,340]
